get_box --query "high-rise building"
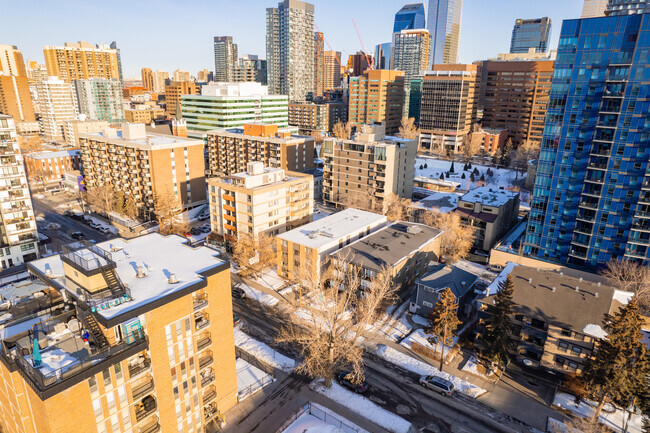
[109,41,123,83]
[0,44,27,76]
[197,69,213,82]
[374,42,392,70]
[606,0,650,15]
[152,70,169,93]
[173,69,192,82]
[80,123,207,216]
[427,0,463,65]
[348,70,405,134]
[0,114,39,268]
[393,3,426,32]
[524,13,650,266]
[206,123,314,176]
[347,52,372,77]
[391,29,430,118]
[3,231,237,433]
[37,77,79,141]
[181,82,289,137]
[141,67,154,91]
[0,75,36,122]
[322,123,416,212]
[43,41,120,83]
[213,36,238,82]
[208,161,313,242]
[289,100,347,134]
[510,17,552,54]
[74,78,125,124]
[165,81,200,118]
[232,55,267,84]
[323,51,341,90]
[479,59,554,146]
[581,0,608,17]
[266,0,315,101]
[314,32,325,97]
[418,64,478,153]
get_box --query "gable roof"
[416,263,478,299]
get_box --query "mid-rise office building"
[323,51,341,90]
[374,42,391,70]
[213,36,238,82]
[232,55,267,84]
[581,0,609,17]
[165,81,200,118]
[524,13,650,266]
[206,123,314,176]
[3,232,237,433]
[322,123,416,212]
[348,70,405,135]
[606,0,650,15]
[266,0,315,101]
[37,77,79,142]
[479,59,554,146]
[152,70,169,93]
[314,32,325,97]
[391,29,430,118]
[63,119,110,146]
[0,44,27,76]
[74,78,125,124]
[427,0,463,65]
[43,41,120,83]
[0,115,39,268]
[124,106,165,124]
[208,161,313,242]
[418,64,478,153]
[181,82,288,137]
[510,17,552,54]
[393,3,426,32]
[79,123,206,218]
[289,101,347,134]
[173,69,192,82]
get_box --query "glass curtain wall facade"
[510,17,552,54]
[427,0,463,65]
[393,4,426,33]
[524,13,650,266]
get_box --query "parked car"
[198,213,210,221]
[98,226,111,234]
[200,225,211,233]
[337,371,369,394]
[63,210,74,217]
[70,231,86,240]
[89,222,100,229]
[190,228,202,236]
[233,315,241,327]
[72,212,84,221]
[419,375,454,396]
[232,286,246,300]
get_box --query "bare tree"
[279,257,395,387]
[510,140,540,180]
[398,117,420,140]
[342,189,381,213]
[332,121,352,140]
[600,259,650,313]
[154,190,189,236]
[87,184,115,216]
[383,193,412,222]
[232,232,277,278]
[311,130,324,146]
[113,190,140,221]
[461,131,481,158]
[422,211,474,263]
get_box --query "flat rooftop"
[81,130,202,150]
[28,233,226,323]
[277,208,387,250]
[460,186,518,207]
[25,150,80,160]
[332,222,441,271]
[412,192,459,213]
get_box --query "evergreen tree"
[461,173,466,179]
[439,173,445,180]
[470,173,475,182]
[445,172,450,178]
[419,164,423,170]
[482,276,515,366]
[581,298,648,419]
[450,161,455,173]
[424,163,428,168]
[425,288,461,372]
[480,174,486,182]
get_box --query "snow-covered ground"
[253,269,287,292]
[553,392,644,433]
[399,329,455,363]
[234,328,296,373]
[281,403,369,433]
[376,345,487,398]
[460,356,498,382]
[368,302,412,342]
[236,358,274,401]
[454,260,498,285]
[310,381,415,433]
[312,208,335,222]
[411,315,428,326]
[236,282,280,307]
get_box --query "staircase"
[80,310,110,351]
[100,266,121,294]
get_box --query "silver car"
[419,375,454,396]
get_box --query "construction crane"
[352,19,373,71]
[315,24,344,69]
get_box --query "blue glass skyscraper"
[427,0,463,65]
[524,13,650,267]
[393,4,426,33]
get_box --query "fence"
[235,345,277,401]
[274,402,367,433]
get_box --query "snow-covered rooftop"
[28,233,225,322]
[459,186,518,207]
[277,208,387,250]
[411,192,459,213]
[25,150,80,160]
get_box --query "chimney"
[595,292,599,298]
[575,286,580,292]
[597,282,601,287]
[528,278,532,284]
[552,287,556,292]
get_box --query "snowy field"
[236,282,280,307]
[311,381,415,433]
[376,345,487,398]
[253,269,287,292]
[234,328,296,373]
[236,358,274,401]
[553,392,644,433]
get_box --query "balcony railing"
[200,369,215,387]
[135,396,157,422]
[202,386,217,404]
[197,335,212,351]
[128,355,152,379]
[193,294,208,312]
[131,376,154,400]
[138,417,160,433]
[199,352,213,370]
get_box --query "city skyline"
[5,0,581,78]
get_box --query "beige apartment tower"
[314,32,325,97]
[0,44,27,76]
[37,77,79,142]
[43,41,120,83]
[141,68,154,92]
[348,70,405,135]
[323,51,341,90]
[165,81,200,118]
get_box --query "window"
[423,301,433,308]
[93,399,103,420]
[89,376,99,398]
[558,342,569,352]
[106,392,116,412]
[571,346,582,355]
[113,363,123,382]
[102,369,112,387]
[560,328,571,337]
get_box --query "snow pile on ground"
[236,282,279,307]
[553,392,644,433]
[400,329,455,363]
[281,403,369,433]
[254,269,287,291]
[236,358,274,401]
[460,356,498,381]
[583,324,608,339]
[377,345,487,398]
[311,381,415,433]
[412,315,428,326]
[234,328,296,373]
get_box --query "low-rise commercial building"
[471,128,508,154]
[276,208,388,280]
[476,264,627,375]
[24,149,82,185]
[206,123,314,177]
[208,162,313,243]
[456,187,519,251]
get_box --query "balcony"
[203,402,220,424]
[128,354,152,379]
[200,367,215,387]
[197,333,212,351]
[134,395,157,422]
[199,351,214,370]
[193,294,208,311]
[131,375,154,400]
[202,385,217,404]
[195,312,210,330]
[138,417,160,433]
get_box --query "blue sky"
[2,0,582,79]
